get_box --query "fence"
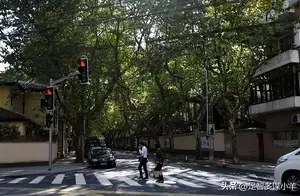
[0,141,58,164]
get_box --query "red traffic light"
[45,88,53,95]
[78,59,86,67]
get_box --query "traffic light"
[45,87,55,111]
[77,57,89,84]
[46,113,54,128]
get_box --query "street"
[0,155,288,196]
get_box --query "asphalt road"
[0,154,292,196]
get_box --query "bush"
[0,124,20,139]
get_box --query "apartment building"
[249,0,300,162]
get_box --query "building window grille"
[250,64,295,105]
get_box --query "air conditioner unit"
[291,114,300,124]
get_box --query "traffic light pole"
[47,72,80,171]
[82,118,85,164]
[205,57,214,161]
[48,78,53,171]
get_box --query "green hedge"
[0,124,20,139]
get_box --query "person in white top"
[138,141,148,179]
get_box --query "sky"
[0,36,10,72]
[0,62,8,72]
[0,23,13,72]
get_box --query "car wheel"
[282,171,300,193]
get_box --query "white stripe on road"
[248,174,273,181]
[52,174,65,184]
[181,173,221,187]
[118,176,142,186]
[187,171,266,185]
[8,177,26,184]
[29,176,45,184]
[75,173,86,185]
[0,179,3,182]
[146,179,172,187]
[164,176,203,188]
[94,173,113,186]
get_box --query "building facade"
[0,80,70,164]
[249,1,300,162]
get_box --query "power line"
[1,0,251,36]
[0,0,291,53]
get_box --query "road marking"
[248,174,273,181]
[94,173,113,186]
[118,176,142,186]
[29,176,45,184]
[52,174,65,184]
[164,176,203,188]
[187,171,263,184]
[0,179,3,182]
[8,177,26,184]
[146,179,172,187]
[75,173,86,185]
[181,173,220,187]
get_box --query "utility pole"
[48,78,53,171]
[82,118,85,164]
[205,56,214,161]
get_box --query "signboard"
[273,140,298,147]
[200,136,210,149]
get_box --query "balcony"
[255,49,299,77]
[286,0,300,8]
[249,96,300,115]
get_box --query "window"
[273,131,298,140]
[250,64,296,105]
[25,127,32,136]
[93,149,108,155]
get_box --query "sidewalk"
[0,151,88,178]
[120,150,275,175]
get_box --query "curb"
[0,166,88,178]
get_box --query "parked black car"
[84,137,106,159]
[87,147,116,168]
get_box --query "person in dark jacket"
[154,143,164,183]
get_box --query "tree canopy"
[0,0,288,162]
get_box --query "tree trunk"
[169,132,174,153]
[136,136,140,153]
[228,118,239,164]
[195,127,203,160]
[74,122,84,163]
[194,104,206,160]
[155,135,160,145]
[76,133,83,163]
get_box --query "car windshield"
[93,149,109,155]
[89,142,100,147]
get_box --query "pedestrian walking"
[154,143,164,183]
[138,141,149,179]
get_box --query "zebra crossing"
[0,171,274,189]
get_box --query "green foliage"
[0,124,20,138]
[0,0,287,157]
